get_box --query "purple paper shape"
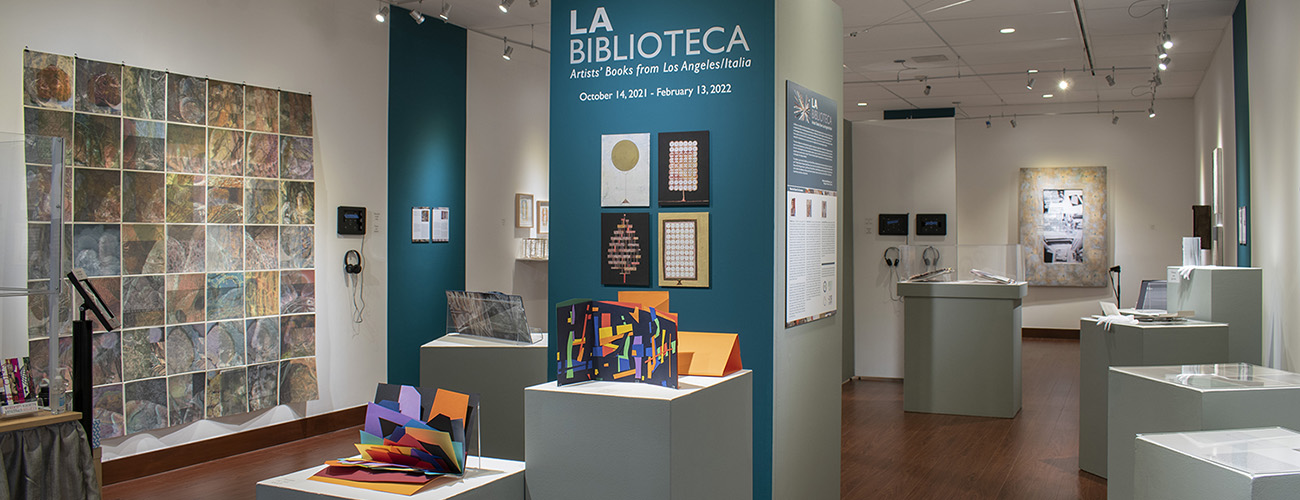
[399,384,423,421]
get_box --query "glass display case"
[896,244,1024,283]
[1123,363,1300,391]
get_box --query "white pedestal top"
[1139,427,1300,477]
[526,370,751,401]
[421,333,545,348]
[1113,364,1300,392]
[1081,318,1228,331]
[896,280,1028,299]
[256,457,524,499]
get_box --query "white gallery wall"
[464,32,549,329]
[1192,24,1238,267]
[851,118,956,379]
[955,102,1197,329]
[0,0,390,459]
[1245,0,1300,371]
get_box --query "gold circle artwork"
[611,139,640,172]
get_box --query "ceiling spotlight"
[1153,73,1163,86]
[410,8,425,24]
[1027,69,1038,74]
[1000,27,1016,34]
[1010,116,1017,128]
[1058,79,1069,90]
[375,5,389,22]
[1106,67,1116,86]
[923,79,931,95]
[986,118,992,128]
[1026,77,1035,89]
[1161,32,1173,50]
[503,41,514,60]
[1148,107,1156,118]
[499,0,513,13]
[438,2,450,20]
[1158,58,1171,71]
[1042,93,1054,98]
[1112,115,1119,125]
[529,0,539,6]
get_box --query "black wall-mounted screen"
[879,214,908,236]
[916,213,947,236]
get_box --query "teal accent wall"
[549,2,776,497]
[387,7,467,385]
[1233,0,1250,266]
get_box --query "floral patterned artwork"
[122,328,166,382]
[281,181,314,225]
[280,137,313,180]
[75,59,122,116]
[208,129,245,176]
[280,270,315,314]
[244,86,278,133]
[207,176,244,224]
[245,133,278,178]
[23,51,73,110]
[207,80,243,129]
[207,272,245,321]
[167,74,206,125]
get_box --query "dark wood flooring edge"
[102,404,365,485]
[1022,327,1080,340]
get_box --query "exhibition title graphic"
[568,7,753,78]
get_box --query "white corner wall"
[772,0,843,497]
[1192,24,1237,266]
[1246,0,1300,370]
[955,102,1197,328]
[0,0,390,460]
[465,33,549,329]
[851,118,956,378]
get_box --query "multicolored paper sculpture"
[329,384,479,478]
[556,299,678,388]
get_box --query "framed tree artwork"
[515,193,534,228]
[600,212,649,286]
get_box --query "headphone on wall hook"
[344,249,363,274]
[883,247,901,268]
[922,246,940,269]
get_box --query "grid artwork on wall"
[21,49,318,439]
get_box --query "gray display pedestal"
[420,333,547,461]
[255,457,525,500]
[1167,266,1263,365]
[1077,318,1229,477]
[524,370,753,500]
[898,281,1028,418]
[1108,364,1300,500]
[1135,427,1300,500]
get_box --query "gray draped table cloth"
[0,421,98,499]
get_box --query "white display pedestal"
[1077,319,1229,477]
[419,333,547,461]
[524,370,753,500]
[898,281,1028,418]
[1108,364,1300,500]
[255,457,525,500]
[1167,266,1263,365]
[1135,427,1300,500]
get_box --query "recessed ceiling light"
[856,102,867,107]
[1042,94,1054,98]
[1000,28,1016,34]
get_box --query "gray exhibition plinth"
[523,370,753,500]
[1167,266,1263,365]
[898,281,1028,418]
[255,457,525,500]
[1077,318,1229,477]
[1135,427,1300,500]
[1108,364,1300,500]
[420,333,548,461]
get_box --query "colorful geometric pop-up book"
[310,384,479,495]
[557,299,678,388]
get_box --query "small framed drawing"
[537,201,550,235]
[516,193,534,228]
[658,212,710,288]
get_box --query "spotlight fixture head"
[438,2,450,20]
[375,5,389,22]
[1158,58,1170,71]
[1105,74,1116,86]
[529,0,539,6]
[1058,79,1069,90]
[499,0,513,13]
[1112,114,1119,125]
[1153,73,1163,86]
[986,118,991,128]
[502,41,513,60]
[1026,77,1035,90]
[410,9,425,24]
[1010,117,1017,128]
[1148,107,1156,118]
[1161,32,1173,50]
[924,85,931,95]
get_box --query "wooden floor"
[104,338,1103,499]
[842,338,1106,499]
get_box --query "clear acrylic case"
[897,244,1024,283]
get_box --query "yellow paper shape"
[308,474,435,495]
[677,331,742,377]
[617,291,670,312]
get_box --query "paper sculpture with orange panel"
[556,299,678,388]
[677,331,743,377]
[310,383,478,495]
[617,290,670,313]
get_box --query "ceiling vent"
[912,54,950,63]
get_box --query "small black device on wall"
[879,214,909,236]
[338,206,367,235]
[915,213,947,236]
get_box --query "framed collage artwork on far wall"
[537,200,549,235]
[515,193,534,228]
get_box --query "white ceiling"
[394,0,1235,119]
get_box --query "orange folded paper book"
[677,331,742,377]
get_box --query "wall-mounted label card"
[412,207,431,243]
[432,207,450,243]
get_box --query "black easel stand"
[72,309,93,440]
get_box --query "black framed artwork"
[657,131,709,207]
[600,212,650,286]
